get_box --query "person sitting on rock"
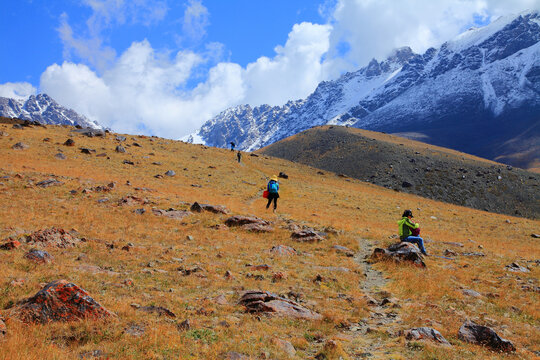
[266,175,280,212]
[398,210,428,255]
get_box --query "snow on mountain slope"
[186,11,540,167]
[0,93,102,129]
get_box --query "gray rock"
[24,249,54,264]
[371,242,426,267]
[165,170,175,177]
[36,179,64,188]
[115,136,126,142]
[505,262,530,273]
[458,320,515,352]
[462,289,482,298]
[12,142,29,150]
[115,145,126,153]
[405,327,451,346]
[238,290,322,320]
[54,153,67,160]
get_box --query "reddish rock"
[0,239,21,250]
[7,280,114,323]
[270,245,297,256]
[370,242,426,267]
[458,320,515,352]
[272,272,287,282]
[20,228,81,248]
[24,249,53,264]
[291,229,324,243]
[238,290,322,320]
[405,327,451,345]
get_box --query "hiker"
[237,151,242,163]
[266,175,279,211]
[398,210,428,255]
[230,141,235,151]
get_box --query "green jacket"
[397,217,419,239]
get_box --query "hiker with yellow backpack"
[398,210,428,256]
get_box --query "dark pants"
[266,193,278,209]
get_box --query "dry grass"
[0,124,538,359]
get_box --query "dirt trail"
[347,238,404,358]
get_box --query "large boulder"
[20,228,81,248]
[370,242,426,267]
[238,290,322,320]
[405,327,451,346]
[458,320,515,353]
[190,202,229,214]
[291,229,324,243]
[7,280,114,323]
[24,249,53,264]
[225,216,273,232]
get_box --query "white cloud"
[182,0,210,43]
[0,82,37,100]
[40,40,245,137]
[244,22,332,106]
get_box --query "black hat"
[402,209,413,217]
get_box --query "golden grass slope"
[0,123,538,359]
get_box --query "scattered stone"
[332,244,354,257]
[278,172,289,179]
[132,142,142,147]
[12,142,29,150]
[270,245,297,256]
[54,153,67,160]
[272,272,287,282]
[238,290,322,320]
[177,319,191,331]
[165,170,175,177]
[272,338,296,357]
[124,324,145,337]
[138,305,176,318]
[115,145,126,153]
[442,241,464,247]
[80,148,95,154]
[17,228,82,248]
[7,280,114,323]
[75,128,105,137]
[79,350,106,359]
[63,139,75,146]
[225,352,249,360]
[505,262,530,273]
[190,202,229,214]
[224,270,234,280]
[461,252,485,257]
[178,265,204,276]
[405,327,451,346]
[444,249,458,256]
[0,240,22,250]
[402,181,413,188]
[36,179,64,188]
[115,135,126,142]
[225,215,273,232]
[531,234,540,238]
[152,208,191,220]
[24,249,53,264]
[214,295,228,305]
[134,208,146,215]
[462,289,482,298]
[291,229,324,243]
[123,160,134,165]
[458,320,515,352]
[370,242,426,267]
[117,195,146,206]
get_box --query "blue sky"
[1,0,538,137]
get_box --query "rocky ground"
[0,119,538,359]
[260,125,540,219]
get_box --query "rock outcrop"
[370,242,426,267]
[238,290,322,320]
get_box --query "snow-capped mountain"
[186,11,540,168]
[0,93,102,129]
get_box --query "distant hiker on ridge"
[398,210,428,255]
[237,151,242,163]
[230,141,235,151]
[266,175,280,212]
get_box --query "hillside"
[186,11,540,170]
[259,125,540,220]
[0,120,539,359]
